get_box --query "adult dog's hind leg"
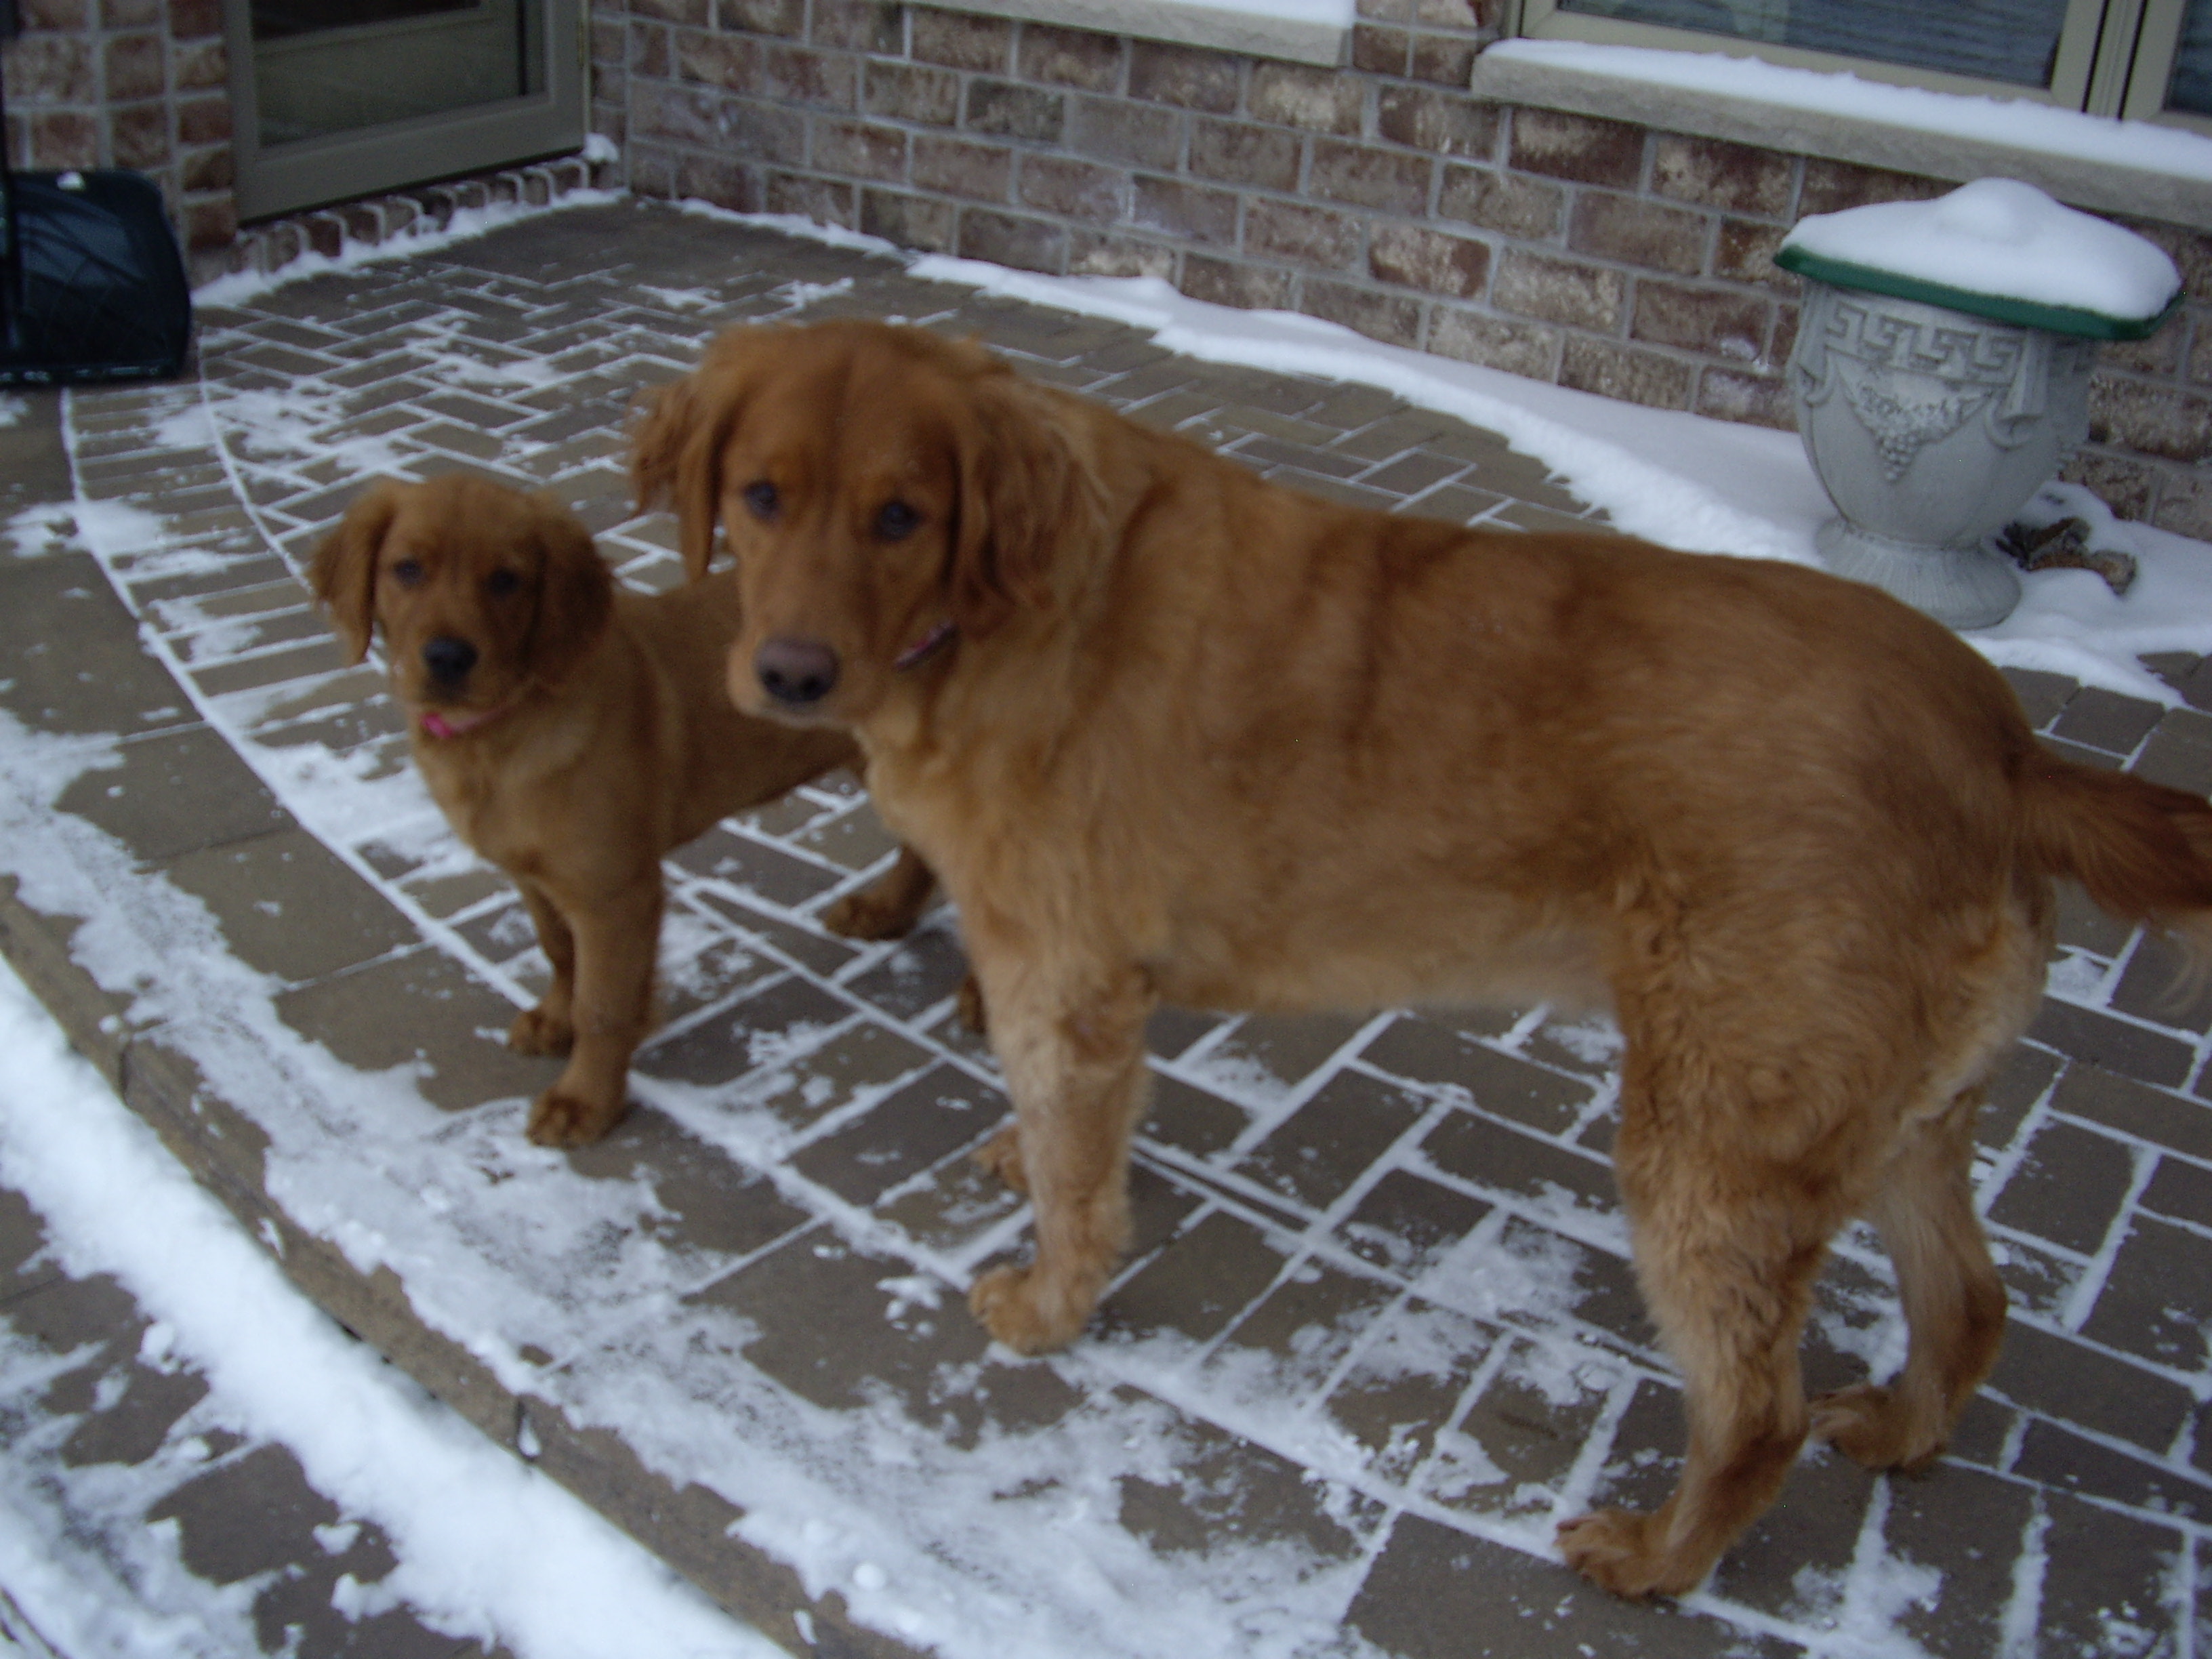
[823,844,938,939]
[1815,895,2034,1470]
[1559,1036,1835,1598]
[1811,1087,2006,1470]
[822,846,988,1033]
[968,962,1153,1353]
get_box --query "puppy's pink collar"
[418,702,509,741]
[895,619,957,672]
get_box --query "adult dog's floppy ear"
[950,371,1091,640]
[527,499,614,678]
[631,327,776,584]
[310,479,403,664]
[630,374,699,560]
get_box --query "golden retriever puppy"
[311,473,939,1147]
[634,319,2212,1599]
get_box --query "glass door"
[224,0,583,222]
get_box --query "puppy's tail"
[2018,745,2212,947]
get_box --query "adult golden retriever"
[312,473,939,1146]
[634,319,2212,1599]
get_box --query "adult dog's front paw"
[1810,1382,1943,1471]
[1556,1509,1696,1600]
[508,1005,573,1057]
[526,1087,625,1147]
[968,1263,1090,1354]
[972,1121,1028,1193]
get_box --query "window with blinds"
[1519,0,2212,134]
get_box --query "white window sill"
[944,0,1348,66]
[1473,39,2212,233]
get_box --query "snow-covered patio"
[1,194,2208,1657]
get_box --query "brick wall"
[1,0,234,255]
[591,0,2212,538]
[4,0,2205,530]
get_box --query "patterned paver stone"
[0,199,2207,1656]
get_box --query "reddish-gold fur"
[311,474,937,1145]
[635,320,2212,1597]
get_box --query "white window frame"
[1512,0,2202,123]
[2124,0,2212,127]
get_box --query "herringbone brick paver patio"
[1,197,2207,1657]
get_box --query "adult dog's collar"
[894,619,958,672]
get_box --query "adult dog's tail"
[2018,745,2212,935]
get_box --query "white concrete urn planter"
[1779,180,2182,630]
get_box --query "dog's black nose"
[422,636,478,686]
[756,636,840,705]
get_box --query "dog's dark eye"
[485,569,520,598]
[743,480,779,520]
[875,500,921,541]
[391,558,424,588]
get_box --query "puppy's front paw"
[968,1263,1090,1355]
[1556,1509,1692,1600]
[508,1005,573,1057]
[526,1087,626,1147]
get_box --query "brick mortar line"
[1984,1217,2097,1269]
[2057,1144,2163,1335]
[1978,1355,2212,1502]
[1121,1136,1346,1244]
[627,884,1007,1097]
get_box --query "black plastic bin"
[1,0,194,384]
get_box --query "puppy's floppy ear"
[631,327,775,585]
[310,479,403,664]
[950,370,1092,640]
[527,499,614,676]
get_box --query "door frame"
[222,0,585,224]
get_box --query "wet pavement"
[1,196,2209,1657]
